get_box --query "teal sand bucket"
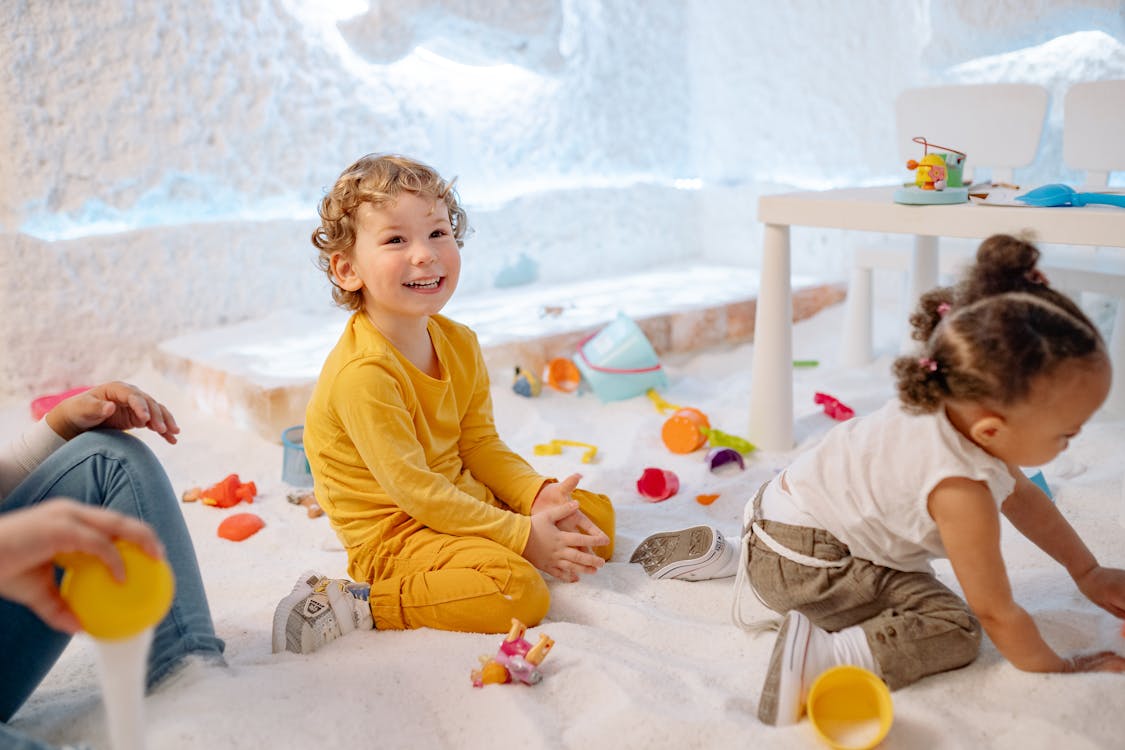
[573,313,667,402]
[281,425,313,487]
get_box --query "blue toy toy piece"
[1024,468,1052,500]
[1016,184,1125,208]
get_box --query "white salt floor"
[5,299,1125,750]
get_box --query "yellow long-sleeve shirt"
[304,312,546,578]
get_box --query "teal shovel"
[1017,184,1125,208]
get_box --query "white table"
[749,185,1125,451]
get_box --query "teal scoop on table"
[1016,183,1125,208]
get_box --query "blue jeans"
[0,429,225,748]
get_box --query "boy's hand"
[46,381,180,444]
[523,501,606,582]
[1075,565,1125,619]
[531,473,610,548]
[0,499,165,634]
[1063,651,1125,673]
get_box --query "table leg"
[899,235,939,352]
[1105,301,1125,416]
[748,223,793,451]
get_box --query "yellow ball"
[58,540,175,640]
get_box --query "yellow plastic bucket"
[806,666,893,750]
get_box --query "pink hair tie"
[919,357,939,372]
[1025,269,1049,286]
[936,302,951,317]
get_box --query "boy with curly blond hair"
[273,154,614,653]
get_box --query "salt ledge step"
[154,264,844,441]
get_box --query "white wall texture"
[1,0,1123,396]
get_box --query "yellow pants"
[362,489,614,632]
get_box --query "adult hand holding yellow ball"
[58,539,175,639]
[57,540,175,750]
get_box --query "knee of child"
[574,489,616,560]
[931,609,983,670]
[507,565,551,626]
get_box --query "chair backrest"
[895,83,1049,183]
[1063,79,1125,187]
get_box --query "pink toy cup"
[636,468,679,501]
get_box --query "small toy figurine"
[181,474,257,508]
[894,137,969,206]
[471,619,555,687]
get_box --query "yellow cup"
[806,665,893,750]
[58,540,175,640]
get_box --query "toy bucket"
[281,425,313,487]
[573,313,667,402]
[807,666,894,750]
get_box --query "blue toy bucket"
[281,425,313,487]
[573,313,667,402]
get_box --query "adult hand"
[0,499,164,633]
[523,501,607,582]
[46,381,180,444]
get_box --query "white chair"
[841,83,1049,366]
[1064,79,1125,188]
[1044,79,1125,414]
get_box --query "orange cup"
[661,408,710,454]
[544,358,581,392]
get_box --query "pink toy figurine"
[471,619,555,688]
[495,618,532,663]
[506,634,555,686]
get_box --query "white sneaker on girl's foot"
[758,610,821,726]
[629,525,739,581]
[757,611,877,726]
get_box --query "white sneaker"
[757,610,832,726]
[272,571,374,654]
[629,525,737,581]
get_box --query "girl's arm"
[933,476,1125,673]
[931,476,1069,672]
[1002,468,1125,619]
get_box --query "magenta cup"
[636,468,679,501]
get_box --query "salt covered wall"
[1,0,1123,396]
